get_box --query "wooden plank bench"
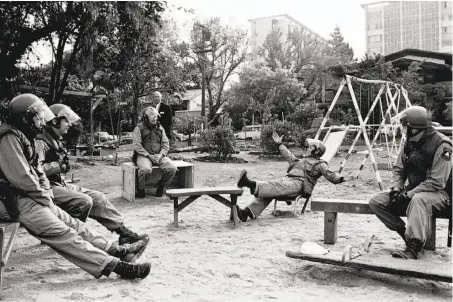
[0,222,19,295]
[311,198,452,251]
[121,160,195,202]
[166,186,244,227]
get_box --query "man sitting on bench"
[369,106,452,260]
[236,131,346,222]
[133,107,177,198]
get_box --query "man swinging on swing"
[236,131,347,221]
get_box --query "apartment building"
[248,14,326,55]
[362,1,452,55]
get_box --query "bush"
[288,102,322,130]
[260,121,297,156]
[200,126,236,160]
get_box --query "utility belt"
[0,179,20,221]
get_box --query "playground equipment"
[314,75,412,190]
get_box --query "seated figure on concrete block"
[368,106,452,260]
[35,104,147,246]
[236,131,347,222]
[133,107,177,198]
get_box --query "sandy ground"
[2,150,452,302]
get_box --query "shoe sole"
[237,170,247,187]
[124,237,150,263]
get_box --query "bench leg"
[324,212,337,245]
[0,229,4,293]
[230,195,239,227]
[273,199,277,216]
[173,197,179,227]
[448,217,452,248]
[425,216,436,251]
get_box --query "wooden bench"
[0,222,19,294]
[166,186,244,227]
[121,160,195,202]
[311,198,452,251]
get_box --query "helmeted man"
[0,94,151,279]
[369,105,452,259]
[133,107,177,198]
[236,131,346,221]
[35,104,147,245]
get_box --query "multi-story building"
[248,14,326,56]
[362,1,452,55]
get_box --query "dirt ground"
[2,150,452,302]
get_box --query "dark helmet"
[49,104,81,125]
[400,106,430,129]
[9,94,55,122]
[306,138,326,156]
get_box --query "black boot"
[392,239,422,260]
[113,261,151,279]
[155,185,164,197]
[237,170,256,195]
[113,237,150,263]
[116,225,148,245]
[136,189,146,198]
[236,206,253,222]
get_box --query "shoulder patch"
[441,147,451,161]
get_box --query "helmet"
[143,107,160,118]
[400,106,430,129]
[9,94,55,123]
[49,104,81,125]
[306,138,326,156]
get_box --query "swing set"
[314,75,412,191]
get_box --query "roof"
[384,48,452,65]
[248,14,327,42]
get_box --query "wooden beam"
[166,186,243,198]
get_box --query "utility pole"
[193,23,212,123]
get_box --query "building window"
[272,19,279,31]
[442,26,452,33]
[368,35,381,43]
[444,1,452,8]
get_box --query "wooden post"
[324,212,337,244]
[173,197,179,227]
[230,195,239,227]
[425,216,436,251]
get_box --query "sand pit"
[2,151,451,301]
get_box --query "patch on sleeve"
[441,147,451,161]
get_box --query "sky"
[166,0,368,58]
[30,0,370,65]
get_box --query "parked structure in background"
[362,1,452,55]
[248,14,326,57]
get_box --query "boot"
[236,206,253,222]
[116,225,148,245]
[392,239,422,260]
[155,185,164,197]
[113,237,150,263]
[114,261,151,279]
[136,189,146,198]
[237,170,256,195]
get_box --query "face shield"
[56,106,81,125]
[305,138,326,156]
[143,107,160,125]
[29,100,55,124]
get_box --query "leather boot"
[112,237,150,262]
[116,225,148,245]
[236,206,253,222]
[237,170,256,195]
[155,185,164,197]
[392,238,422,260]
[136,189,145,198]
[113,261,151,279]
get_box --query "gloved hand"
[392,190,410,204]
[389,188,400,203]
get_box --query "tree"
[259,26,332,102]
[225,64,307,126]
[324,26,354,65]
[190,18,249,122]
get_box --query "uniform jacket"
[156,102,173,140]
[0,123,53,207]
[391,128,452,199]
[279,144,343,195]
[133,122,170,157]
[35,126,67,186]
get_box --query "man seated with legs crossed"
[35,104,147,245]
[236,131,347,221]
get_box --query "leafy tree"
[324,26,354,65]
[190,17,249,122]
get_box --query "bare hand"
[272,131,284,144]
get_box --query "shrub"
[173,115,204,146]
[200,126,236,160]
[260,121,297,156]
[288,102,322,130]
